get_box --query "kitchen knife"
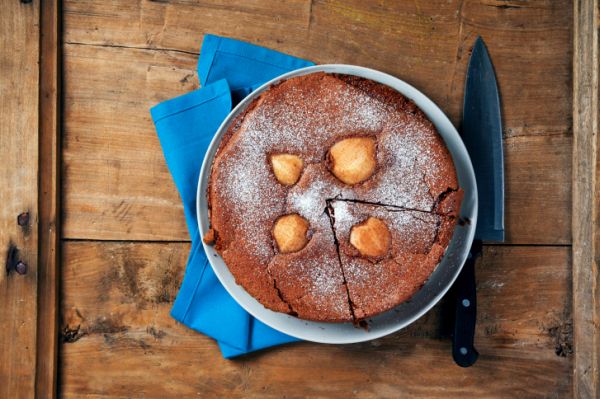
[452,36,505,367]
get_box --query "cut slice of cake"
[329,200,456,319]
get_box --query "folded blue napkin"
[150,35,314,358]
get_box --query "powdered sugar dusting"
[343,257,384,290]
[268,225,351,318]
[384,210,437,245]
[331,200,352,228]
[239,77,389,162]
[332,202,438,251]
[288,168,353,224]
[283,237,346,299]
[210,72,456,318]
[356,120,436,210]
[288,178,328,222]
[218,148,284,260]
[215,74,394,261]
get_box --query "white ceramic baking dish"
[196,64,477,344]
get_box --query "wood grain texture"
[62,0,572,244]
[0,1,40,397]
[58,1,577,397]
[37,0,61,397]
[60,242,572,398]
[63,0,573,133]
[572,0,599,397]
[62,44,197,241]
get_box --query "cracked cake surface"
[329,201,455,319]
[205,72,463,322]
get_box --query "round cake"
[204,72,463,323]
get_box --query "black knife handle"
[452,240,482,367]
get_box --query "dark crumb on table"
[357,319,369,331]
[203,228,216,245]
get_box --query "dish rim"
[196,64,478,344]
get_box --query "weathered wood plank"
[62,44,198,241]
[311,0,573,137]
[63,0,572,134]
[504,134,571,245]
[37,0,61,397]
[0,1,40,397]
[572,0,599,397]
[61,43,571,244]
[60,242,572,398]
[63,0,311,54]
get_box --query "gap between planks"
[60,237,570,248]
[63,40,200,56]
[572,0,600,398]
[36,0,61,397]
[62,238,192,244]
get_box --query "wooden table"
[1,1,599,397]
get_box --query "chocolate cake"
[205,72,463,323]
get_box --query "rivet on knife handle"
[452,240,481,367]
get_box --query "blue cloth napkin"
[150,35,314,358]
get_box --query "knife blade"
[463,37,505,242]
[452,36,505,367]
